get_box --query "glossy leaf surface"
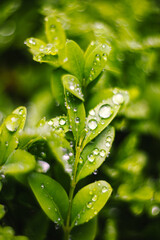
[28,173,69,225]
[1,149,36,175]
[71,181,112,227]
[76,126,114,182]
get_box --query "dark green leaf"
[62,74,84,101]
[28,173,69,225]
[71,217,97,240]
[71,181,112,227]
[76,126,114,182]
[62,40,85,81]
[65,91,86,143]
[45,15,66,49]
[84,42,111,85]
[1,149,36,175]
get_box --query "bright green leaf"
[71,217,97,240]
[28,173,69,225]
[48,133,74,177]
[45,15,66,49]
[71,181,112,227]
[76,126,114,182]
[83,89,129,147]
[62,40,85,81]
[1,149,36,175]
[62,74,84,101]
[0,204,5,220]
[84,42,111,85]
[65,91,86,143]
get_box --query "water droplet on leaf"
[5,116,20,132]
[98,104,112,119]
[112,93,124,105]
[88,119,98,130]
[100,149,106,157]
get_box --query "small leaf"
[48,133,74,177]
[1,149,36,175]
[0,107,27,165]
[28,173,69,225]
[45,15,66,49]
[24,38,47,54]
[51,70,65,107]
[84,42,111,85]
[62,40,85,81]
[71,181,112,227]
[83,89,128,147]
[0,204,5,220]
[33,53,59,67]
[71,217,97,240]
[76,126,114,182]
[62,74,84,101]
[65,91,86,143]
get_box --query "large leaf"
[76,126,115,182]
[1,149,36,175]
[28,173,69,225]
[65,91,86,143]
[62,40,84,81]
[71,181,112,227]
[48,133,74,177]
[0,107,27,165]
[45,15,66,49]
[70,217,97,240]
[83,89,129,147]
[62,74,84,101]
[84,42,111,85]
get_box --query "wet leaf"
[71,181,112,227]
[76,126,114,182]
[62,74,84,101]
[1,149,36,175]
[71,217,97,240]
[0,107,27,165]
[48,133,74,177]
[83,89,129,147]
[45,15,66,49]
[62,40,84,81]
[65,91,86,143]
[28,173,69,225]
[84,42,111,86]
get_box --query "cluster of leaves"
[0,0,160,240]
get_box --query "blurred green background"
[0,0,160,239]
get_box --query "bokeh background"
[0,0,160,239]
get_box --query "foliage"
[0,0,160,240]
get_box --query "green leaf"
[1,149,36,175]
[65,91,86,143]
[24,38,47,54]
[13,237,29,240]
[84,42,111,85]
[28,173,69,225]
[71,217,97,240]
[62,40,85,81]
[71,181,112,227]
[83,89,129,147]
[48,133,74,177]
[33,53,59,67]
[62,74,84,101]
[45,15,66,49]
[51,70,65,107]
[0,204,5,220]
[0,107,27,165]
[76,126,115,182]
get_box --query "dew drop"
[48,120,54,126]
[18,108,24,115]
[106,142,111,147]
[100,149,106,157]
[87,201,93,208]
[5,116,20,132]
[79,157,83,164]
[88,154,95,163]
[102,186,108,193]
[93,169,98,175]
[59,118,66,126]
[90,68,95,75]
[41,184,45,189]
[98,104,112,119]
[106,136,112,142]
[75,117,80,124]
[102,44,106,49]
[89,109,95,116]
[95,54,101,62]
[88,119,98,130]
[63,154,70,161]
[93,148,99,156]
[50,24,56,31]
[89,190,93,195]
[38,160,50,173]
[151,206,160,216]
[94,210,98,215]
[112,93,124,105]
[70,141,74,148]
[73,107,77,112]
[5,141,9,147]
[29,38,36,45]
[92,195,98,202]
[102,53,107,61]
[70,85,75,90]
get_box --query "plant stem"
[64,144,82,240]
